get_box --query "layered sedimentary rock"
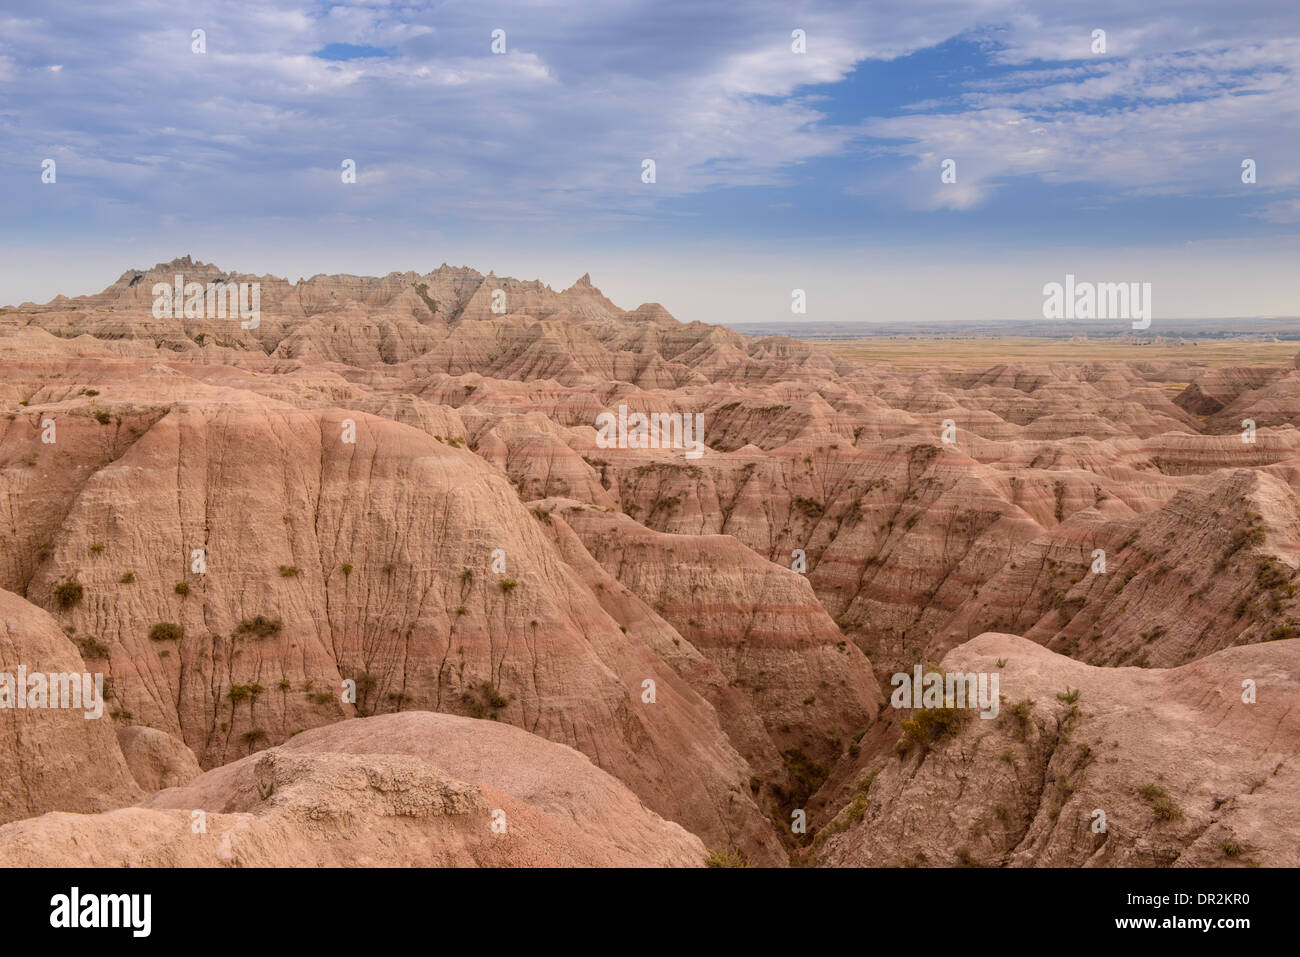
[0,588,141,824]
[814,634,1299,867]
[3,258,1298,865]
[0,712,706,867]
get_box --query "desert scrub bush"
[89,541,105,554]
[278,678,291,690]
[119,571,135,583]
[310,691,334,705]
[1138,783,1184,821]
[76,635,111,659]
[1220,839,1244,858]
[148,622,183,642]
[895,705,972,755]
[54,580,84,609]
[704,847,749,868]
[227,682,264,704]
[174,582,189,596]
[1008,698,1035,737]
[235,616,282,639]
[341,562,353,576]
[279,564,298,577]
[793,496,825,518]
[499,578,518,593]
[93,410,111,425]
[461,680,511,719]
[1056,686,1081,704]
[530,506,553,524]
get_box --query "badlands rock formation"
[815,634,1299,867]
[0,712,705,866]
[0,587,141,824]
[0,257,1296,865]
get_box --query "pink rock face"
[116,726,202,792]
[0,588,141,824]
[0,712,707,867]
[1,258,1298,867]
[815,634,1300,868]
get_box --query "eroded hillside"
[1,257,1296,866]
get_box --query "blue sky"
[2,0,1298,323]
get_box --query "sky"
[2,0,1298,324]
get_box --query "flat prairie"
[813,336,1299,372]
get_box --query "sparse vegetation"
[279,564,298,577]
[705,847,749,868]
[499,578,518,593]
[228,682,265,704]
[76,635,111,659]
[119,571,135,583]
[235,616,283,639]
[148,621,183,642]
[174,581,189,596]
[461,680,511,719]
[793,496,825,519]
[1138,783,1184,822]
[1008,698,1035,738]
[895,705,972,755]
[54,580,84,609]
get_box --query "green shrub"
[148,621,183,642]
[76,636,111,659]
[234,615,282,639]
[174,582,189,596]
[461,680,510,719]
[89,541,105,554]
[341,562,353,576]
[279,565,298,577]
[93,410,111,425]
[1138,782,1184,821]
[499,578,518,593]
[896,705,972,755]
[704,847,749,868]
[119,571,135,583]
[54,580,84,609]
[227,682,264,704]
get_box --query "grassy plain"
[812,336,1299,372]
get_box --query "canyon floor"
[0,257,1296,867]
